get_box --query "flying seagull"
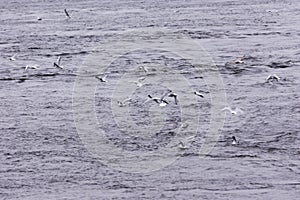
[178,141,189,150]
[194,91,204,98]
[117,98,132,107]
[25,65,38,71]
[53,56,64,69]
[162,89,178,105]
[131,77,145,87]
[180,123,189,130]
[64,9,71,18]
[266,74,280,82]
[95,74,107,82]
[139,66,148,73]
[231,136,238,145]
[9,54,17,61]
[147,94,169,107]
[232,55,246,64]
[222,107,244,115]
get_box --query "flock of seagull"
[6,10,283,149]
[8,9,71,72]
[91,55,283,149]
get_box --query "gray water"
[1,0,300,199]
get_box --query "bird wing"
[161,90,172,100]
[102,74,107,80]
[142,66,148,72]
[96,75,105,81]
[160,99,168,104]
[274,75,280,80]
[266,75,273,81]
[195,91,204,97]
[57,56,61,65]
[221,107,231,112]
[64,9,70,18]
[174,96,178,104]
[122,98,131,104]
[54,62,63,69]
[138,77,145,82]
[143,99,150,104]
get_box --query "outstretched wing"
[221,107,231,112]
[56,56,61,65]
[122,98,132,104]
[160,89,172,100]
[174,96,178,104]
[64,9,70,18]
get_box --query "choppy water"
[1,0,300,199]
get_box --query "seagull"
[9,54,17,61]
[194,91,204,98]
[25,65,38,71]
[53,56,64,69]
[231,55,246,64]
[117,98,132,107]
[95,74,107,82]
[132,77,145,87]
[233,58,245,64]
[178,141,189,150]
[180,123,189,130]
[266,74,280,82]
[64,9,71,18]
[222,107,244,115]
[146,89,178,107]
[147,95,169,107]
[231,136,238,145]
[159,89,178,105]
[139,66,148,73]
[165,90,178,105]
[186,135,196,142]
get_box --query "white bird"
[146,89,179,107]
[266,74,280,82]
[9,54,17,61]
[230,55,246,64]
[233,58,245,64]
[53,56,64,69]
[231,136,238,145]
[95,74,107,82]
[117,98,132,107]
[139,66,148,73]
[222,107,244,115]
[147,94,169,107]
[25,65,38,71]
[194,91,204,98]
[64,9,71,18]
[186,135,196,143]
[164,90,178,105]
[132,77,145,87]
[180,123,189,130]
[178,141,189,150]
